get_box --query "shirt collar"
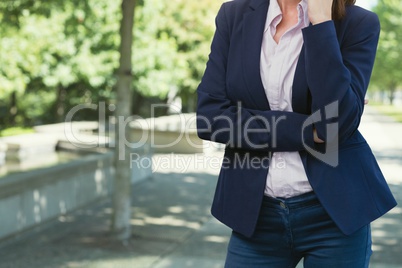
[265,0,310,32]
[298,0,310,28]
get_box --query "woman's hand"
[308,0,333,25]
[314,129,325,143]
[313,99,369,143]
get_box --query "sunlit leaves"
[0,0,224,125]
[371,0,402,103]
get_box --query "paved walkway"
[358,107,402,268]
[0,106,401,268]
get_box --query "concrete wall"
[129,113,205,154]
[0,150,152,241]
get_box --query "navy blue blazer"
[196,0,397,237]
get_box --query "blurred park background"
[0,0,401,267]
[0,0,223,130]
[0,0,401,133]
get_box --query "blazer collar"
[249,0,269,10]
[241,0,270,110]
[292,46,310,114]
[242,0,310,113]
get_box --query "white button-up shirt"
[260,0,313,198]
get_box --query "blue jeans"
[225,191,372,268]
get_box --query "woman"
[196,0,397,267]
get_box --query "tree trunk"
[131,91,142,115]
[56,86,67,123]
[112,0,136,241]
[388,83,397,105]
[8,91,17,126]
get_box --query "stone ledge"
[0,133,58,161]
[0,150,152,241]
[129,113,204,154]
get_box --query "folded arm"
[302,13,380,144]
[196,4,315,152]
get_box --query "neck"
[276,0,300,13]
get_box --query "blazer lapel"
[292,45,310,114]
[241,0,270,110]
[292,45,310,172]
[242,0,310,113]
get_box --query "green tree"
[147,0,222,112]
[0,0,223,128]
[371,0,402,104]
[112,0,136,241]
[0,0,120,126]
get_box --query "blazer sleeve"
[196,3,315,152]
[302,12,380,144]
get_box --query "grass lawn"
[371,104,402,123]
[0,127,35,137]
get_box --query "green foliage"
[0,0,120,125]
[0,127,34,137]
[132,0,221,106]
[371,0,402,104]
[0,0,223,127]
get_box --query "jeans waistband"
[262,191,319,210]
